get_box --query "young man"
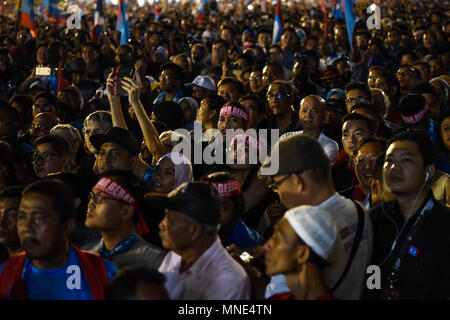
[152,182,251,299]
[369,130,450,299]
[32,135,70,179]
[265,206,338,300]
[344,82,372,114]
[281,95,339,165]
[0,179,118,299]
[0,187,22,263]
[83,170,166,270]
[90,127,140,175]
[217,102,249,138]
[332,113,376,194]
[258,135,372,300]
[153,63,185,105]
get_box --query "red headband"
[401,107,427,125]
[211,180,241,198]
[219,105,249,123]
[93,177,139,211]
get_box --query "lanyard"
[385,198,434,296]
[99,232,139,258]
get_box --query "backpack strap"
[72,245,109,300]
[332,200,365,292]
[0,252,28,300]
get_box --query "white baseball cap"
[185,75,216,91]
[285,205,337,260]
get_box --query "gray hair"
[83,110,113,130]
[50,124,82,147]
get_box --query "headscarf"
[326,88,345,101]
[157,152,193,191]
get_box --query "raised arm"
[105,70,128,130]
[121,73,166,162]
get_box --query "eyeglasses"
[32,151,60,163]
[354,153,384,167]
[268,174,292,191]
[249,77,261,82]
[345,96,367,104]
[267,92,291,100]
[32,104,53,112]
[87,191,115,204]
[0,208,18,221]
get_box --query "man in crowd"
[152,181,251,299]
[0,179,118,299]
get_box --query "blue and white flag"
[343,0,356,48]
[116,0,130,45]
[272,0,283,44]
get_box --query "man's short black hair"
[218,77,244,94]
[22,179,76,222]
[344,82,372,99]
[33,135,69,157]
[239,94,266,114]
[106,266,167,300]
[352,137,387,159]
[0,100,20,123]
[160,62,185,81]
[0,186,23,201]
[410,82,440,99]
[351,103,381,119]
[33,91,59,109]
[212,39,229,50]
[387,129,436,167]
[203,95,227,118]
[397,64,421,79]
[341,113,377,135]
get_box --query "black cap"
[90,127,140,156]
[146,182,222,227]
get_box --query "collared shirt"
[158,238,251,300]
[153,89,184,105]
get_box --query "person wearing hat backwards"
[265,206,338,300]
[90,127,140,176]
[152,181,251,299]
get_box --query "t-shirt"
[0,247,118,300]
[225,219,265,249]
[280,131,339,165]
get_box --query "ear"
[121,205,135,221]
[426,164,436,183]
[62,218,76,237]
[190,222,203,241]
[296,244,311,265]
[291,173,305,193]
[74,197,81,209]
[369,177,381,197]
[208,109,217,122]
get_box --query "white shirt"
[265,193,373,300]
[280,130,339,165]
[158,238,251,300]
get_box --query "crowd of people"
[0,0,449,300]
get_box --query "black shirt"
[368,194,450,299]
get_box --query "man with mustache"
[0,187,23,264]
[0,179,117,299]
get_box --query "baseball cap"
[285,205,337,260]
[320,67,340,80]
[202,30,218,41]
[185,75,216,91]
[146,182,222,227]
[258,134,330,177]
[154,46,168,58]
[90,127,140,156]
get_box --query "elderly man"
[281,95,339,165]
[258,135,372,300]
[151,182,251,300]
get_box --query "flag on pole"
[152,4,160,21]
[20,0,36,38]
[197,0,207,25]
[342,0,356,49]
[332,0,344,19]
[41,0,61,21]
[272,0,282,44]
[320,0,328,36]
[116,0,130,45]
[91,0,106,40]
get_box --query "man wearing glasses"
[258,134,372,300]
[32,135,70,179]
[266,80,300,137]
[344,82,372,114]
[31,92,61,119]
[396,65,421,98]
[83,170,165,270]
[153,63,185,105]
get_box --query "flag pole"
[15,0,22,34]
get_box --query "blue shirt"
[226,219,265,249]
[0,247,118,300]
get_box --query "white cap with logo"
[185,75,216,91]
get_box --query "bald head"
[299,95,326,135]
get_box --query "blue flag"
[343,0,356,48]
[332,0,344,19]
[91,0,106,39]
[116,0,130,45]
[272,0,283,44]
